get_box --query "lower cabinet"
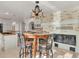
[54,42,78,53]
[2,35,17,50]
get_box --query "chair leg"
[50,49,53,58]
[39,50,42,58]
[46,50,49,58]
[19,48,23,58]
[22,48,24,58]
[30,49,32,58]
[19,49,21,58]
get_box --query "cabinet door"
[0,35,2,51]
[4,35,17,50]
[58,43,69,50]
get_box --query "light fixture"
[32,1,42,16]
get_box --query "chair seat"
[39,46,46,50]
[25,42,32,45]
[46,45,52,50]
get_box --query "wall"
[61,19,79,25]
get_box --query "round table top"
[23,31,52,39]
[23,31,52,35]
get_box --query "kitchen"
[0,1,79,58]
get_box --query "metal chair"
[17,33,25,58]
[24,38,33,58]
[46,35,53,58]
[17,33,33,58]
[39,38,47,58]
[39,35,53,58]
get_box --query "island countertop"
[0,31,16,36]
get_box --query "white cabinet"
[2,34,17,50]
[0,34,2,51]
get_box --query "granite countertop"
[24,30,51,35]
[1,31,16,35]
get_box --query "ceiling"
[0,1,79,20]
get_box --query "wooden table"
[23,32,51,58]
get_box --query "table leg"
[32,38,37,58]
[24,40,26,58]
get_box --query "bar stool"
[24,38,33,58]
[23,33,35,58]
[38,35,48,58]
[23,33,38,58]
[46,35,53,58]
[17,33,25,58]
[39,38,47,58]
[39,35,53,58]
[17,33,33,58]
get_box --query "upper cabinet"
[61,7,79,21]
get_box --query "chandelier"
[31,1,53,22]
[32,1,43,18]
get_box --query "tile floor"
[0,47,79,58]
[0,48,19,58]
[53,47,79,58]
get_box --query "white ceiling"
[0,1,79,20]
[49,1,79,10]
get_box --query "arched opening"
[29,22,34,30]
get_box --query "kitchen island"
[0,32,17,51]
